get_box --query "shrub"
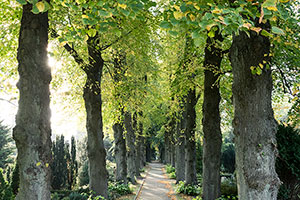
[175,181,201,196]
[0,169,14,200]
[108,182,132,199]
[276,124,300,200]
[221,179,237,197]
[169,171,176,179]
[165,165,175,174]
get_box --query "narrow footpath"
[137,162,177,200]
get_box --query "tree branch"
[100,30,133,51]
[50,29,86,68]
[275,65,292,95]
[0,98,17,107]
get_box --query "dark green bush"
[108,182,132,200]
[221,180,237,197]
[0,169,14,200]
[175,181,201,196]
[276,124,300,200]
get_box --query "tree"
[0,122,14,169]
[69,136,78,189]
[51,135,68,190]
[229,28,280,199]
[13,2,52,199]
[202,31,223,200]
[124,111,137,184]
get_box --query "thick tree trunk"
[13,4,51,200]
[229,31,280,199]
[113,122,127,183]
[176,111,186,183]
[84,36,108,198]
[124,111,137,184]
[185,88,197,185]
[202,34,223,200]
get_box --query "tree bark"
[13,3,51,199]
[113,122,127,183]
[202,33,223,200]
[124,111,137,184]
[84,36,108,198]
[185,88,197,185]
[132,113,141,177]
[176,111,186,183]
[229,31,280,199]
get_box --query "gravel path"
[137,162,177,200]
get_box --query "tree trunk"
[176,111,186,183]
[124,111,137,184]
[84,36,108,198]
[13,4,51,199]
[164,128,171,164]
[140,136,146,167]
[113,122,127,183]
[202,33,223,200]
[229,31,280,199]
[132,113,141,177]
[185,88,197,185]
[135,120,143,176]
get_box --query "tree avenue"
[0,0,299,199]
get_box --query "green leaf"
[208,30,215,38]
[192,31,200,39]
[99,10,109,17]
[17,0,27,5]
[87,29,97,37]
[271,26,285,35]
[261,30,273,38]
[31,5,39,14]
[169,31,178,36]
[160,21,172,29]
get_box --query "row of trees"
[0,0,299,200]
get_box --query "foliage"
[220,179,238,198]
[0,122,14,169]
[10,161,19,195]
[176,181,201,196]
[165,164,175,174]
[276,124,300,200]
[108,182,132,200]
[0,168,14,200]
[195,139,203,174]
[51,135,78,190]
[70,136,78,189]
[221,135,235,174]
[79,160,89,187]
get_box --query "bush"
[0,169,14,200]
[276,124,300,200]
[169,171,176,179]
[175,181,201,196]
[165,165,175,174]
[108,182,132,200]
[221,179,237,197]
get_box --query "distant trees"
[51,135,78,190]
[0,122,14,169]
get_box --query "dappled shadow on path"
[137,162,177,200]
